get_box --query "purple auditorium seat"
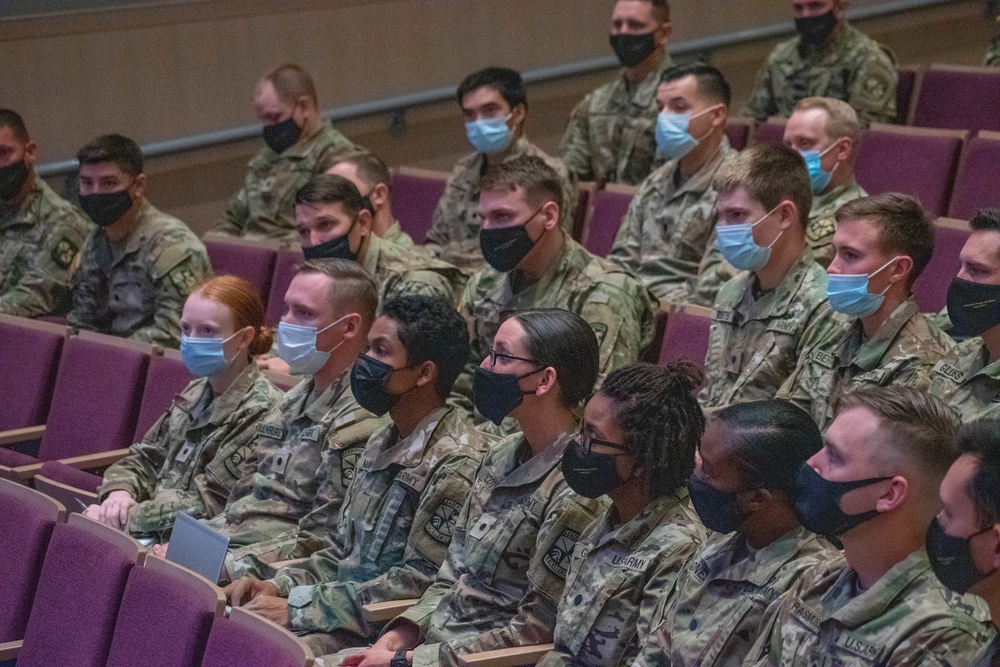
[202,236,278,303]
[725,118,752,151]
[752,119,786,145]
[201,606,314,667]
[912,65,1000,133]
[658,306,713,374]
[948,131,1000,221]
[584,185,637,258]
[855,124,967,216]
[105,557,225,667]
[390,167,450,245]
[12,514,143,667]
[0,315,66,431]
[0,479,65,643]
[894,66,920,125]
[641,310,670,364]
[913,219,972,313]
[572,182,596,242]
[266,247,305,327]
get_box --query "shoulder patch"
[168,263,200,294]
[341,446,362,487]
[425,497,462,544]
[590,322,608,348]
[543,528,580,579]
[224,445,251,479]
[51,238,79,270]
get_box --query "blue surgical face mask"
[465,113,514,154]
[655,106,716,160]
[715,204,783,272]
[276,315,349,376]
[180,330,242,378]
[826,256,901,319]
[800,142,840,195]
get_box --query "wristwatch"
[390,648,411,667]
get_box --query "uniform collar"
[496,430,572,489]
[362,406,452,472]
[594,489,689,551]
[839,297,921,372]
[206,363,264,425]
[299,371,350,423]
[361,232,382,277]
[710,525,828,589]
[661,136,736,201]
[824,549,931,628]
[264,119,333,161]
[505,234,582,297]
[724,249,820,321]
[617,55,674,109]
[0,175,45,228]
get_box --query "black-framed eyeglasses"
[578,426,629,455]
[486,347,544,367]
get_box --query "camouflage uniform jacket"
[744,550,995,666]
[383,220,415,249]
[424,136,576,272]
[206,374,382,555]
[362,234,467,309]
[742,22,898,125]
[536,490,706,667]
[971,636,1000,667]
[216,120,359,242]
[699,250,837,411]
[98,364,282,537]
[0,176,93,317]
[558,55,675,186]
[927,337,1000,421]
[607,138,737,306]
[391,432,607,667]
[68,198,211,348]
[808,179,867,268]
[274,406,487,642]
[637,526,838,667]
[775,298,953,431]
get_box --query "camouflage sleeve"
[67,237,108,332]
[886,626,995,667]
[741,62,777,122]
[773,349,817,417]
[216,185,250,236]
[986,38,1000,66]
[98,411,173,502]
[579,277,656,383]
[127,488,207,537]
[131,247,212,348]
[606,185,647,272]
[558,95,597,183]
[638,540,701,645]
[848,46,898,125]
[741,592,790,667]
[449,280,482,414]
[424,164,468,250]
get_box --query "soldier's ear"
[355,208,373,235]
[23,141,38,166]
[509,102,527,131]
[131,173,148,198]
[656,21,673,46]
[414,360,437,389]
[370,182,390,211]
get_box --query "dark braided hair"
[598,361,705,498]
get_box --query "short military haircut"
[261,63,318,107]
[508,308,599,409]
[296,174,366,217]
[626,0,671,22]
[329,151,393,192]
[793,97,863,142]
[836,193,936,286]
[380,295,471,398]
[713,143,812,227]
[954,420,1000,527]
[0,109,30,143]
[76,134,144,177]
[970,207,1000,234]
[457,67,527,111]
[296,258,378,328]
[835,386,960,486]
[480,155,563,212]
[661,62,731,107]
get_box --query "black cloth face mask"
[262,116,302,155]
[688,473,746,534]
[795,10,837,46]
[472,366,542,425]
[479,205,545,273]
[351,354,403,417]
[947,277,1000,338]
[0,159,29,201]
[609,31,657,68]
[79,189,133,228]
[303,217,360,261]
[926,518,996,594]
[793,463,891,537]
[561,436,630,499]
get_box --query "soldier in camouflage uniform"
[334,310,607,667]
[559,0,674,186]
[84,276,283,537]
[425,68,576,272]
[215,64,360,243]
[607,63,737,306]
[700,145,839,411]
[325,152,414,249]
[745,387,994,666]
[0,109,93,318]
[536,363,708,666]
[222,297,486,656]
[986,1,1000,66]
[776,194,953,431]
[69,134,210,349]
[638,400,838,667]
[742,0,897,125]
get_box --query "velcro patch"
[590,322,608,348]
[300,425,323,442]
[789,599,822,633]
[835,633,881,661]
[933,361,965,384]
[854,369,890,385]
[225,445,251,479]
[812,349,836,369]
[425,498,462,544]
[51,238,79,270]
[610,553,650,572]
[341,447,361,487]
[168,263,199,294]
[712,309,736,324]
[767,319,800,335]
[256,423,286,441]
[543,528,580,579]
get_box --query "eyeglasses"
[577,426,629,455]
[486,347,544,367]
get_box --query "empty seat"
[948,131,1000,221]
[584,184,637,258]
[201,606,314,667]
[726,117,752,151]
[202,235,278,303]
[391,166,450,245]
[105,557,225,667]
[266,247,305,326]
[752,119,786,145]
[894,65,921,125]
[0,479,65,643]
[0,315,66,432]
[658,305,713,373]
[855,124,967,216]
[913,218,971,313]
[911,65,1000,133]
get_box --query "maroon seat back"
[753,120,786,145]
[106,557,224,667]
[0,480,65,642]
[726,118,752,151]
[894,66,920,125]
[658,307,712,373]
[855,125,966,216]
[201,607,313,667]
[134,351,194,442]
[0,316,66,431]
[202,238,277,304]
[913,220,971,313]
[912,65,1000,133]
[390,168,449,244]
[17,515,142,667]
[572,182,595,242]
[585,186,636,258]
[641,310,669,364]
[266,248,305,326]
[948,132,1000,221]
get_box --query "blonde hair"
[793,97,863,142]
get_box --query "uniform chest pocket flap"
[561,568,632,657]
[361,482,412,563]
[466,505,533,589]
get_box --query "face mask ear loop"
[869,256,903,296]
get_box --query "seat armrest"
[59,448,131,470]
[0,639,22,661]
[0,425,46,447]
[361,598,420,623]
[456,644,554,667]
[0,462,44,482]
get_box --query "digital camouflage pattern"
[971,636,1000,667]
[637,526,838,667]
[807,179,867,268]
[98,364,283,537]
[744,550,994,666]
[775,298,954,431]
[386,432,607,667]
[607,138,736,306]
[360,234,466,309]
[927,337,1000,421]
[742,22,897,125]
[424,136,576,273]
[383,220,415,249]
[699,250,837,411]
[536,490,705,667]
[68,198,211,349]
[0,176,93,317]
[558,55,675,186]
[215,120,360,242]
